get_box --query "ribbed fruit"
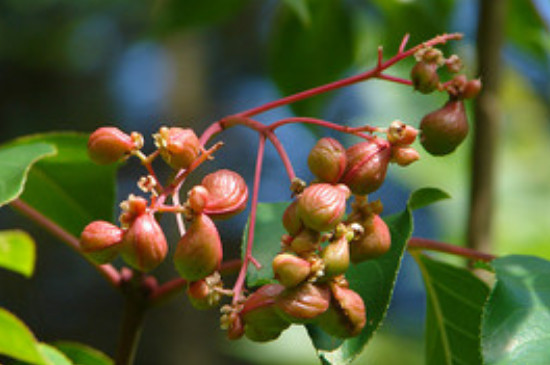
[121,213,168,272]
[297,183,350,232]
[201,169,248,219]
[307,137,347,183]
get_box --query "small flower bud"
[297,183,350,232]
[307,138,347,183]
[391,146,420,166]
[341,139,391,195]
[223,310,244,340]
[420,99,469,156]
[387,121,418,146]
[275,283,330,323]
[461,78,482,99]
[282,200,303,236]
[154,127,201,170]
[241,284,290,342]
[272,253,312,288]
[411,61,440,94]
[318,284,366,338]
[80,221,123,264]
[88,127,135,165]
[173,213,223,281]
[121,213,168,272]
[350,214,391,263]
[289,228,321,255]
[187,185,210,214]
[201,169,248,219]
[321,234,350,279]
[187,273,223,310]
[445,55,463,73]
[119,195,148,228]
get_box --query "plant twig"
[408,237,496,262]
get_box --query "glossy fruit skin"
[341,139,391,195]
[187,280,216,310]
[88,127,135,165]
[121,213,168,272]
[349,214,391,263]
[297,183,350,232]
[173,214,222,281]
[275,283,330,323]
[321,234,350,278]
[187,185,209,214]
[319,284,366,338]
[282,200,303,236]
[201,169,248,219]
[391,146,420,166]
[272,253,311,288]
[411,61,439,94]
[461,79,482,99]
[241,284,289,342]
[80,221,123,264]
[420,100,468,156]
[307,137,347,183]
[157,127,201,170]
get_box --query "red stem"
[10,199,121,287]
[408,237,496,262]
[268,116,377,138]
[232,134,266,304]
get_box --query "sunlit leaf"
[0,230,36,277]
[52,341,114,365]
[0,142,56,207]
[38,343,74,365]
[482,255,550,364]
[412,253,490,365]
[0,308,47,365]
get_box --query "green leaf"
[0,307,47,365]
[282,0,311,26]
[243,201,288,288]
[412,253,490,365]
[308,187,450,364]
[482,255,550,364]
[269,0,355,115]
[38,343,74,365]
[0,230,36,277]
[52,341,113,365]
[0,142,56,207]
[10,133,118,238]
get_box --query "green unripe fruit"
[350,214,391,263]
[307,137,347,183]
[341,139,391,195]
[241,284,289,342]
[80,220,123,264]
[121,213,168,272]
[297,183,350,232]
[411,61,440,94]
[420,99,468,156]
[173,214,222,281]
[275,283,330,324]
[321,234,350,278]
[88,127,135,165]
[318,284,366,338]
[272,253,311,288]
[282,200,303,236]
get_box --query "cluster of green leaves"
[0,134,116,365]
[244,189,550,365]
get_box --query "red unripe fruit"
[282,200,303,236]
[156,127,201,170]
[187,279,221,310]
[226,312,244,340]
[387,121,418,146]
[289,228,321,255]
[88,127,135,165]
[80,221,123,264]
[275,283,331,323]
[272,253,311,288]
[121,213,168,272]
[321,234,350,278]
[391,146,420,166]
[411,61,440,94]
[297,183,350,232]
[319,284,366,338]
[420,100,469,156]
[461,79,482,99]
[173,214,222,281]
[307,138,347,183]
[201,169,248,219]
[350,214,391,263]
[241,284,290,342]
[341,139,391,195]
[187,185,210,214]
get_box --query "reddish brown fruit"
[155,127,201,170]
[391,146,420,166]
[319,284,366,338]
[307,137,347,183]
[88,127,135,165]
[282,200,303,236]
[289,228,321,255]
[461,79,482,99]
[121,213,168,272]
[341,139,391,195]
[411,61,440,94]
[275,283,330,323]
[201,169,248,219]
[173,214,222,281]
[225,312,244,340]
[297,183,350,232]
[272,253,311,288]
[350,214,391,263]
[80,221,123,264]
[241,284,289,342]
[420,99,468,156]
[187,185,210,214]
